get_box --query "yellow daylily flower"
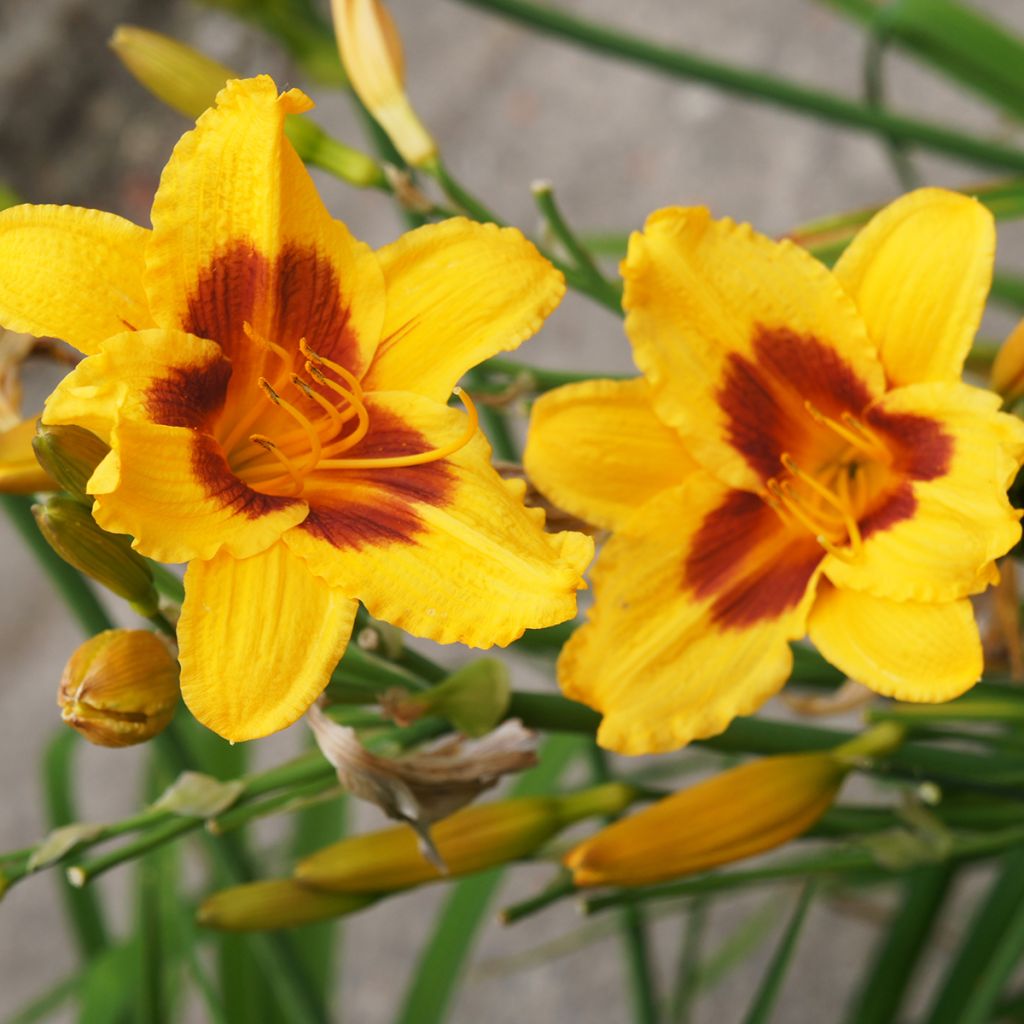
[525,189,1024,755]
[0,76,591,742]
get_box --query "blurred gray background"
[3,1,1024,1021]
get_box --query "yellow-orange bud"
[297,782,636,893]
[331,0,437,166]
[566,753,846,888]
[566,724,904,887]
[992,319,1024,404]
[33,496,159,616]
[197,879,374,932]
[58,629,179,748]
[0,417,55,494]
[109,25,236,121]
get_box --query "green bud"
[33,495,159,616]
[32,423,109,504]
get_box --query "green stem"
[449,0,1024,174]
[587,746,659,1024]
[500,873,577,925]
[863,30,920,190]
[532,180,623,309]
[2,494,111,636]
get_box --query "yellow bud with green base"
[32,423,108,504]
[297,782,637,893]
[58,629,180,748]
[197,879,375,932]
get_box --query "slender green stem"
[465,367,518,461]
[2,494,111,636]
[479,357,627,393]
[532,180,623,308]
[501,873,577,924]
[863,31,919,190]
[427,157,503,223]
[208,780,341,836]
[587,746,659,1024]
[68,817,197,888]
[449,0,1024,174]
[670,897,709,1024]
[44,732,112,959]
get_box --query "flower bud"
[565,753,846,888]
[565,724,904,887]
[32,423,109,504]
[109,25,236,121]
[992,318,1024,404]
[197,879,374,932]
[296,782,636,892]
[331,0,438,167]
[33,495,159,616]
[58,629,180,747]
[0,417,55,494]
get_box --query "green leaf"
[741,883,817,1024]
[845,865,954,1024]
[393,735,584,1024]
[924,846,1024,1023]
[152,771,245,818]
[27,822,104,872]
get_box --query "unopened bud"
[110,25,236,120]
[296,782,636,892]
[283,116,386,189]
[198,879,374,931]
[33,495,159,616]
[566,724,904,887]
[58,629,179,747]
[32,423,109,504]
[331,0,438,167]
[0,417,55,494]
[992,319,1024,404]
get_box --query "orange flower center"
[219,325,478,497]
[761,401,892,562]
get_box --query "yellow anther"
[259,378,322,472]
[300,339,364,399]
[243,321,291,364]
[248,435,304,495]
[291,374,345,434]
[804,401,886,460]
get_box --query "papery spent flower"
[564,724,902,886]
[331,0,437,167]
[0,76,590,742]
[296,782,636,892]
[526,189,1024,754]
[58,629,180,747]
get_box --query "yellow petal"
[361,218,565,402]
[561,477,823,755]
[146,76,385,389]
[524,377,699,531]
[824,382,1024,602]
[833,188,994,387]
[0,205,154,354]
[0,417,54,493]
[623,205,885,491]
[284,390,592,647]
[90,420,307,565]
[178,541,357,741]
[808,584,982,702]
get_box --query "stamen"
[243,321,291,364]
[307,363,363,424]
[840,411,886,454]
[300,339,364,399]
[780,454,848,516]
[260,378,322,472]
[248,435,304,495]
[318,387,479,471]
[291,373,344,435]
[804,401,885,459]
